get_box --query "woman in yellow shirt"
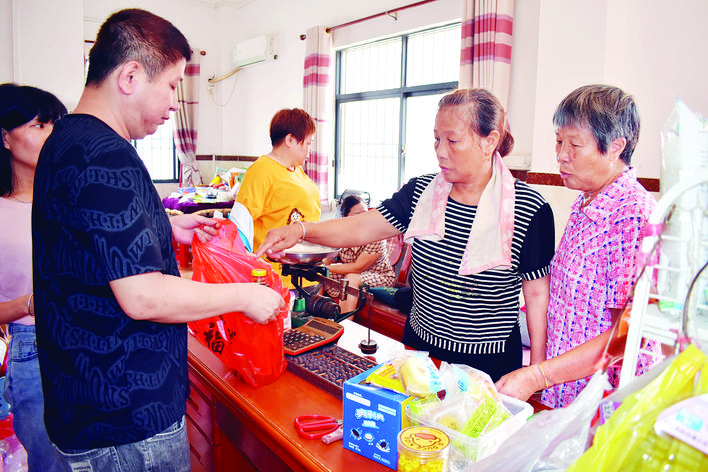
[237,108,320,285]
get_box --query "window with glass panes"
[132,117,179,183]
[334,23,460,205]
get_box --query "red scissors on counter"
[295,415,343,443]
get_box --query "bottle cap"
[293,297,306,312]
[252,268,267,277]
[398,426,449,457]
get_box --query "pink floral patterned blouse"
[542,169,663,408]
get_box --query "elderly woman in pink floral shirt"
[497,84,663,408]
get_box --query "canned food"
[397,426,449,472]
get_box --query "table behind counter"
[163,195,234,214]
[186,320,404,472]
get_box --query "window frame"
[149,143,179,184]
[130,125,180,184]
[333,23,460,200]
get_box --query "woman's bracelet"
[537,362,551,389]
[27,293,34,317]
[296,220,306,243]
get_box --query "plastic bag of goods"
[567,344,708,472]
[188,219,289,387]
[657,98,708,315]
[406,362,532,470]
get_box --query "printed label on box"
[343,365,416,469]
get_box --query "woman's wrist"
[536,362,552,390]
[295,220,306,243]
[529,350,546,366]
[27,293,34,317]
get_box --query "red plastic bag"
[188,219,289,387]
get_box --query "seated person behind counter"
[323,195,396,315]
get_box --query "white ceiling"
[174,0,258,8]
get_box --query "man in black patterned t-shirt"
[32,9,283,471]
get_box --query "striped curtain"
[302,26,333,204]
[460,0,515,111]
[174,49,203,187]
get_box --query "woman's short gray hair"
[553,84,640,165]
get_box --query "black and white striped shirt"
[378,174,555,355]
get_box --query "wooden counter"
[186,319,547,471]
[186,321,403,472]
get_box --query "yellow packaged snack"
[458,393,510,439]
[398,353,445,398]
[366,363,407,394]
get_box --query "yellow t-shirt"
[236,155,321,286]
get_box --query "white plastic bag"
[469,371,611,472]
[660,98,708,193]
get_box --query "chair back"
[336,189,371,216]
[396,243,412,285]
[386,233,404,267]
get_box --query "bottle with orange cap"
[252,268,291,330]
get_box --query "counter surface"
[187,319,547,471]
[187,320,403,472]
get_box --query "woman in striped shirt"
[258,89,555,381]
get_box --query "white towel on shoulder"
[404,153,516,275]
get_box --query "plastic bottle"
[252,268,267,286]
[252,269,291,330]
[0,434,28,472]
[290,297,309,328]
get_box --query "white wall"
[1,0,84,109]
[83,0,227,155]
[529,0,708,179]
[523,0,708,239]
[70,0,460,160]
[210,0,461,157]
[604,0,708,179]
[4,0,708,213]
[0,1,12,81]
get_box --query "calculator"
[283,317,345,356]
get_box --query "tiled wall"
[530,184,575,248]
[531,184,661,249]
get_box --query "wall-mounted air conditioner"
[233,35,276,68]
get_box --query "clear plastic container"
[397,426,449,472]
[406,394,532,471]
